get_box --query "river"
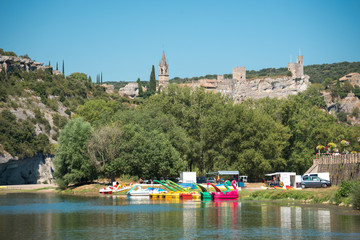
[0,193,359,239]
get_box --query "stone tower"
[158,50,169,90]
[233,66,246,82]
[288,55,304,78]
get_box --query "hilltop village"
[118,51,311,103]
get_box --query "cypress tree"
[137,78,143,97]
[149,65,156,94]
[101,72,103,85]
[88,76,92,83]
[56,62,58,71]
[62,60,65,75]
[48,61,51,66]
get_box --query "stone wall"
[0,153,55,185]
[315,154,360,185]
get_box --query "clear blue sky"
[1,0,359,82]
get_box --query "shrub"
[336,180,353,198]
[65,109,71,116]
[52,113,68,129]
[351,181,360,209]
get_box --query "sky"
[1,0,359,82]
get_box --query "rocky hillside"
[0,51,109,184]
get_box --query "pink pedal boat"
[212,180,239,200]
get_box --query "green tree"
[323,77,333,89]
[54,118,97,189]
[101,72,103,85]
[62,60,65,75]
[56,62,58,71]
[75,99,127,127]
[351,107,360,118]
[143,85,231,173]
[337,111,348,123]
[68,72,88,81]
[134,129,185,179]
[137,78,143,97]
[87,125,130,181]
[149,65,156,94]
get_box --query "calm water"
[0,193,359,240]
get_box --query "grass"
[245,188,338,204]
[58,184,104,195]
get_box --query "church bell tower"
[158,50,169,90]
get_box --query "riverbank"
[0,182,355,209]
[0,184,57,193]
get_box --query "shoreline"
[0,184,57,193]
[1,183,356,210]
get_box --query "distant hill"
[168,61,360,84]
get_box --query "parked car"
[206,177,217,183]
[301,175,331,188]
[196,176,206,183]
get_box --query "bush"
[65,109,71,116]
[337,111,348,123]
[52,113,68,129]
[351,181,360,209]
[336,180,353,198]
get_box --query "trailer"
[179,172,196,183]
[265,172,297,188]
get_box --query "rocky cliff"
[0,153,54,184]
[236,75,310,102]
[0,55,52,73]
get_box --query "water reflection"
[0,194,359,240]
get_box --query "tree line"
[54,84,360,188]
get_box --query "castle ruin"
[288,55,304,79]
[196,54,310,103]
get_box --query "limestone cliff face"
[235,75,310,102]
[0,55,52,73]
[101,84,115,95]
[340,92,360,114]
[0,153,54,185]
[322,91,360,125]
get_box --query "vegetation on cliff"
[0,62,111,159]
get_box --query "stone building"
[339,72,360,87]
[288,55,304,79]
[158,50,169,90]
